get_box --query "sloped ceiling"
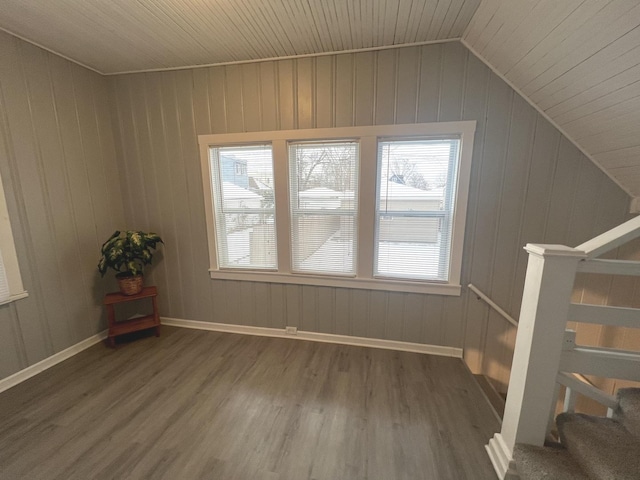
[0,0,480,74]
[463,0,640,198]
[0,0,638,198]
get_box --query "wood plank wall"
[0,31,125,380]
[0,32,636,395]
[108,40,633,395]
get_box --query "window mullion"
[439,141,458,280]
[272,139,292,274]
[357,136,377,279]
[210,147,228,268]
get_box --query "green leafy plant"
[98,230,163,278]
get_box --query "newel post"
[486,244,586,479]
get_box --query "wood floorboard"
[0,327,500,479]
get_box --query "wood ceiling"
[0,0,639,199]
[0,0,481,74]
[464,0,640,198]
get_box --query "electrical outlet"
[285,326,298,335]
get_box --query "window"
[199,122,475,295]
[209,144,277,269]
[234,162,247,176]
[376,138,460,282]
[0,171,27,305]
[289,141,359,275]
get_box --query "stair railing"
[555,372,616,418]
[468,283,518,328]
[486,214,640,479]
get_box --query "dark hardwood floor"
[0,327,500,479]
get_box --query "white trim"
[199,122,476,296]
[104,39,461,76]
[576,214,640,258]
[161,317,463,358]
[460,38,632,199]
[486,434,519,480]
[0,26,104,75]
[0,291,28,306]
[0,330,108,394]
[568,303,640,328]
[0,28,459,77]
[273,139,292,273]
[198,122,476,146]
[524,243,586,258]
[577,259,640,276]
[630,197,640,214]
[556,372,617,410]
[0,32,461,77]
[560,345,640,382]
[209,269,461,295]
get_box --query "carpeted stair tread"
[513,444,589,480]
[557,412,640,480]
[614,388,640,439]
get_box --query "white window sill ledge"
[0,291,29,307]
[209,270,461,296]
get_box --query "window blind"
[289,141,359,275]
[210,144,277,269]
[375,138,460,281]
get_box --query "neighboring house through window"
[289,141,359,276]
[199,122,475,295]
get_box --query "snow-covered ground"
[225,227,445,280]
[225,228,253,266]
[376,239,441,279]
[299,230,443,279]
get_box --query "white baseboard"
[0,330,108,394]
[486,434,519,480]
[161,317,463,358]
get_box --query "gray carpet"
[614,388,640,438]
[515,388,640,480]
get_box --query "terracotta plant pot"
[116,274,144,296]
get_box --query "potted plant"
[98,230,164,295]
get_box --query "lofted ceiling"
[464,0,640,199]
[0,0,639,198]
[0,0,481,74]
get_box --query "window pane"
[210,145,277,269]
[289,141,359,275]
[375,139,460,281]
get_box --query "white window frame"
[210,144,277,270]
[0,171,27,306]
[288,140,360,276]
[199,121,475,295]
[374,137,461,282]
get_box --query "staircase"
[514,388,640,479]
[485,215,640,479]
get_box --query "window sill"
[209,269,461,296]
[0,291,29,307]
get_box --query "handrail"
[568,303,640,328]
[468,283,518,328]
[577,258,640,276]
[556,372,617,410]
[576,215,640,258]
[560,345,640,382]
